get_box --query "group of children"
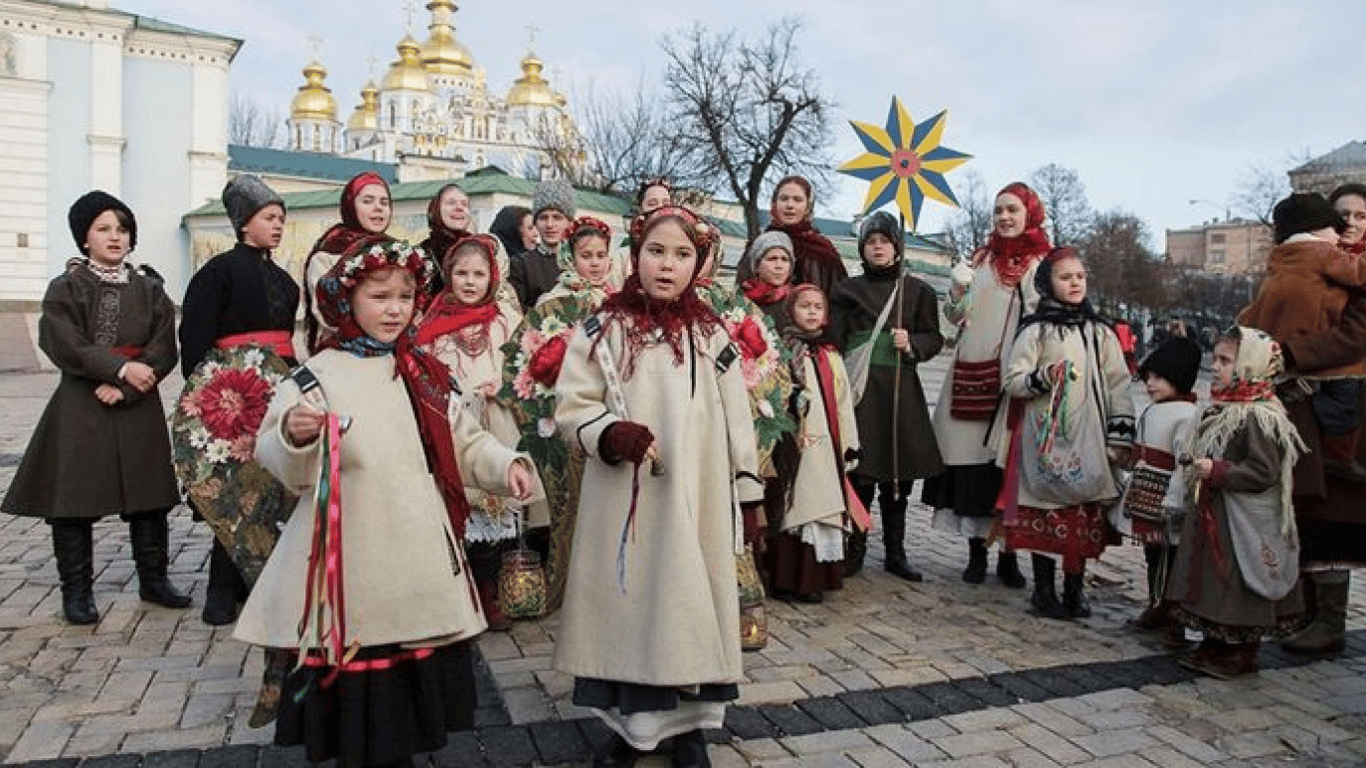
[5,172,1358,768]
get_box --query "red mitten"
[599,421,655,465]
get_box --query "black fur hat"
[68,190,136,253]
[1137,336,1202,394]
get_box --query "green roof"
[131,14,240,45]
[228,145,398,185]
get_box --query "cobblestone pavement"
[1,324,1364,767]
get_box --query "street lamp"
[1189,199,1230,222]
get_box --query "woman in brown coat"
[1,191,190,624]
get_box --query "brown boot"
[478,577,512,631]
[1181,639,1260,679]
[1283,573,1349,655]
[1322,430,1366,483]
[1130,602,1171,631]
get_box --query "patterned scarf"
[414,234,501,348]
[980,182,1051,288]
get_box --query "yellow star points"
[838,96,972,230]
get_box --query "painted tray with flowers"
[698,285,797,475]
[170,345,296,586]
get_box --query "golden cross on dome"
[526,22,539,50]
[366,54,378,77]
[306,34,323,61]
[402,0,417,30]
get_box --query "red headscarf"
[596,206,722,373]
[414,234,501,347]
[766,175,846,284]
[980,181,1051,287]
[314,172,392,256]
[421,183,472,272]
[312,239,474,537]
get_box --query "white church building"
[0,0,238,303]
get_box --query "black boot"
[593,733,642,768]
[128,513,191,609]
[844,529,867,577]
[962,537,988,584]
[202,538,245,625]
[996,549,1026,589]
[52,520,98,625]
[1062,571,1091,619]
[672,729,711,768]
[1028,554,1064,619]
[880,484,922,582]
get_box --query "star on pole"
[838,96,972,231]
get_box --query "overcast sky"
[115,0,1366,249]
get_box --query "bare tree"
[1231,163,1289,226]
[1029,163,1092,246]
[1080,209,1159,316]
[943,168,991,257]
[228,92,283,148]
[661,17,834,239]
[537,79,690,196]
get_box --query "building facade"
[1164,218,1271,276]
[1289,140,1366,196]
[0,0,239,303]
[286,0,582,184]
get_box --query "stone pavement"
[1,333,1365,767]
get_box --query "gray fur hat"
[531,178,576,218]
[858,210,903,257]
[222,175,284,238]
[745,231,794,270]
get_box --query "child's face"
[535,209,569,247]
[448,250,491,306]
[1211,339,1238,389]
[353,268,416,344]
[791,291,826,333]
[862,233,897,268]
[242,204,285,250]
[85,210,131,267]
[640,185,672,214]
[354,183,392,234]
[1049,256,1087,305]
[1143,372,1179,403]
[638,219,696,302]
[755,247,792,286]
[573,234,611,287]
[993,192,1028,238]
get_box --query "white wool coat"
[932,258,1042,465]
[784,348,860,531]
[235,350,526,650]
[552,318,763,687]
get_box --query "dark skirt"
[573,677,738,715]
[765,531,843,596]
[276,641,476,768]
[920,462,1003,518]
[1297,516,1366,566]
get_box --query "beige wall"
[1164,220,1271,276]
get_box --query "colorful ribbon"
[297,413,358,688]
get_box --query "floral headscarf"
[557,216,615,294]
[414,234,502,348]
[979,181,1051,288]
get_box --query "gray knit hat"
[745,231,794,271]
[222,175,284,238]
[858,210,903,257]
[531,178,576,218]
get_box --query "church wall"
[123,55,193,293]
[0,28,50,301]
[44,37,92,280]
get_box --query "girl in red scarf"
[237,239,534,768]
[304,172,394,352]
[738,175,847,300]
[415,234,544,630]
[740,230,795,327]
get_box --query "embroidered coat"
[552,319,763,687]
[235,350,526,650]
[1002,319,1136,508]
[781,347,859,531]
[2,262,180,519]
[1113,399,1198,541]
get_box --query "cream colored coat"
[553,320,764,687]
[932,258,1042,465]
[785,349,860,531]
[304,250,341,349]
[235,350,526,650]
[422,303,550,528]
[1003,319,1136,508]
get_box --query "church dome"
[506,52,561,108]
[420,0,475,74]
[382,35,431,91]
[290,61,337,121]
[347,80,380,132]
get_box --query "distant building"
[1165,218,1272,277]
[1289,140,1366,195]
[284,0,582,183]
[0,0,239,303]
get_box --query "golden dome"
[382,35,430,91]
[347,80,380,132]
[506,52,561,108]
[290,60,337,121]
[420,0,475,74]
